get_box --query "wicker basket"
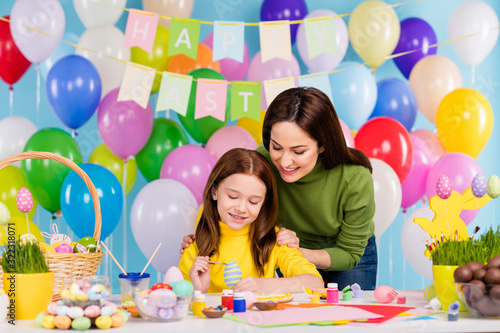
[0,151,104,301]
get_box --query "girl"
[178,148,323,293]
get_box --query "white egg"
[163,266,184,284]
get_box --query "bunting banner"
[123,9,159,53]
[259,20,292,62]
[230,81,261,121]
[168,18,201,59]
[304,16,337,59]
[117,62,156,109]
[298,72,334,103]
[194,78,228,121]
[213,21,245,62]
[263,77,295,107]
[156,72,193,116]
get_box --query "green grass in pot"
[1,240,49,274]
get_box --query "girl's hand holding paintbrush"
[189,256,211,293]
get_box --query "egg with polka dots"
[488,175,500,199]
[436,175,452,200]
[16,187,33,213]
[471,173,487,198]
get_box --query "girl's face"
[212,173,267,230]
[269,121,324,183]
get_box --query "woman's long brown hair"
[195,148,278,276]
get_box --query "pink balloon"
[411,129,447,165]
[202,33,250,81]
[97,88,154,160]
[425,153,483,224]
[205,126,257,162]
[339,119,354,148]
[160,145,215,205]
[16,187,33,213]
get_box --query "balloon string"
[402,210,406,290]
[444,200,451,241]
[9,87,13,117]
[109,234,113,281]
[122,160,128,272]
[104,237,109,278]
[26,213,30,234]
[36,65,40,127]
[389,232,393,287]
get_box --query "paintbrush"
[189,257,227,265]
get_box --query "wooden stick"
[189,257,227,265]
[100,241,127,275]
[141,243,162,275]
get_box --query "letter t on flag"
[231,81,261,121]
[194,79,228,121]
[123,9,159,53]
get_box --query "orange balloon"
[167,44,220,75]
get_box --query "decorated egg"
[71,316,91,330]
[96,315,113,329]
[436,175,452,199]
[55,305,69,316]
[16,187,33,213]
[488,175,500,199]
[20,233,38,245]
[111,313,126,327]
[423,284,437,302]
[374,285,398,303]
[137,298,159,317]
[224,260,242,288]
[117,310,129,322]
[149,289,177,308]
[0,201,10,226]
[77,279,91,293]
[39,242,56,253]
[471,173,488,198]
[54,242,73,253]
[164,266,184,284]
[41,315,55,329]
[171,280,193,298]
[159,307,175,319]
[54,315,72,329]
[73,237,98,253]
[102,301,118,314]
[101,305,116,317]
[150,282,172,293]
[67,306,84,319]
[47,302,59,316]
[35,312,46,327]
[174,298,189,317]
[84,304,101,318]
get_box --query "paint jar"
[233,292,246,313]
[221,289,233,310]
[192,293,206,316]
[326,282,339,303]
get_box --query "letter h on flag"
[123,9,159,53]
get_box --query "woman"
[183,87,377,290]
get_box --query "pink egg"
[47,302,59,316]
[55,242,73,253]
[436,175,452,199]
[374,285,398,303]
[163,266,183,284]
[16,187,33,213]
[84,305,101,318]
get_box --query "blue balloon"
[40,32,79,79]
[260,0,308,44]
[329,62,377,129]
[46,54,101,129]
[60,163,123,240]
[368,78,417,132]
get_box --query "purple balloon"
[160,145,215,205]
[260,0,308,44]
[471,173,487,198]
[97,88,154,160]
[393,18,437,79]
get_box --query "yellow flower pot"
[432,265,465,311]
[3,272,54,320]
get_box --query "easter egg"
[47,302,59,315]
[73,237,98,253]
[77,279,91,293]
[39,242,56,253]
[67,306,84,319]
[164,266,184,283]
[374,285,398,303]
[20,233,38,244]
[111,313,126,327]
[36,312,47,327]
[488,175,500,199]
[150,282,172,293]
[149,289,177,308]
[423,284,437,301]
[54,242,73,253]
[0,201,10,226]
[117,310,129,322]
[55,305,69,316]
[41,315,55,329]
[96,315,113,329]
[84,304,101,318]
[102,301,118,314]
[436,175,452,199]
[137,298,159,317]
[158,307,174,319]
[174,298,189,317]
[54,315,72,329]
[171,280,193,297]
[471,173,488,198]
[101,305,116,317]
[224,260,242,288]
[16,187,33,213]
[71,316,91,330]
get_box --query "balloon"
[436,88,493,159]
[471,173,487,198]
[131,25,170,94]
[329,62,377,130]
[448,1,499,67]
[296,9,348,72]
[370,158,402,239]
[76,25,130,98]
[202,33,250,81]
[143,0,194,28]
[40,32,79,80]
[131,179,198,273]
[61,163,123,240]
[16,187,33,213]
[355,117,413,184]
[436,175,452,200]
[0,166,37,220]
[409,55,462,124]
[89,143,137,195]
[0,16,31,86]
[46,55,101,129]
[160,145,215,205]
[260,0,308,44]
[21,128,83,213]
[0,216,43,246]
[425,153,483,225]
[348,1,400,69]
[369,78,417,132]
[178,69,229,143]
[392,18,437,79]
[97,88,154,160]
[136,118,189,182]
[339,119,354,148]
[166,43,220,76]
[9,0,65,64]
[401,205,434,281]
[401,134,432,210]
[488,175,500,199]
[74,0,126,29]
[236,111,265,146]
[205,126,257,162]
[410,129,447,165]
[0,116,37,167]
[0,202,10,226]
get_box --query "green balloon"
[136,118,188,182]
[21,128,83,213]
[178,68,230,144]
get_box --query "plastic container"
[133,290,193,322]
[119,272,150,309]
[326,282,339,303]
[233,292,246,313]
[60,275,111,307]
[221,289,233,310]
[192,293,206,317]
[456,282,500,317]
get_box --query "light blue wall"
[1,0,499,292]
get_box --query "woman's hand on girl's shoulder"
[277,228,300,249]
[179,234,195,254]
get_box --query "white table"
[2,290,500,332]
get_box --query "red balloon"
[0,16,31,86]
[355,117,413,184]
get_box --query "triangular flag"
[157,72,193,117]
[259,20,292,62]
[117,62,156,109]
[195,78,228,121]
[213,21,245,62]
[168,18,201,59]
[298,72,333,103]
[263,77,295,107]
[123,9,159,53]
[304,16,337,59]
[231,81,261,121]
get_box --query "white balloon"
[74,0,126,29]
[131,179,198,274]
[76,26,130,98]
[401,205,435,281]
[0,116,37,167]
[448,1,499,66]
[370,158,402,239]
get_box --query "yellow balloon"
[0,216,44,246]
[348,1,400,69]
[89,143,137,195]
[0,166,37,220]
[436,88,493,158]
[236,111,266,146]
